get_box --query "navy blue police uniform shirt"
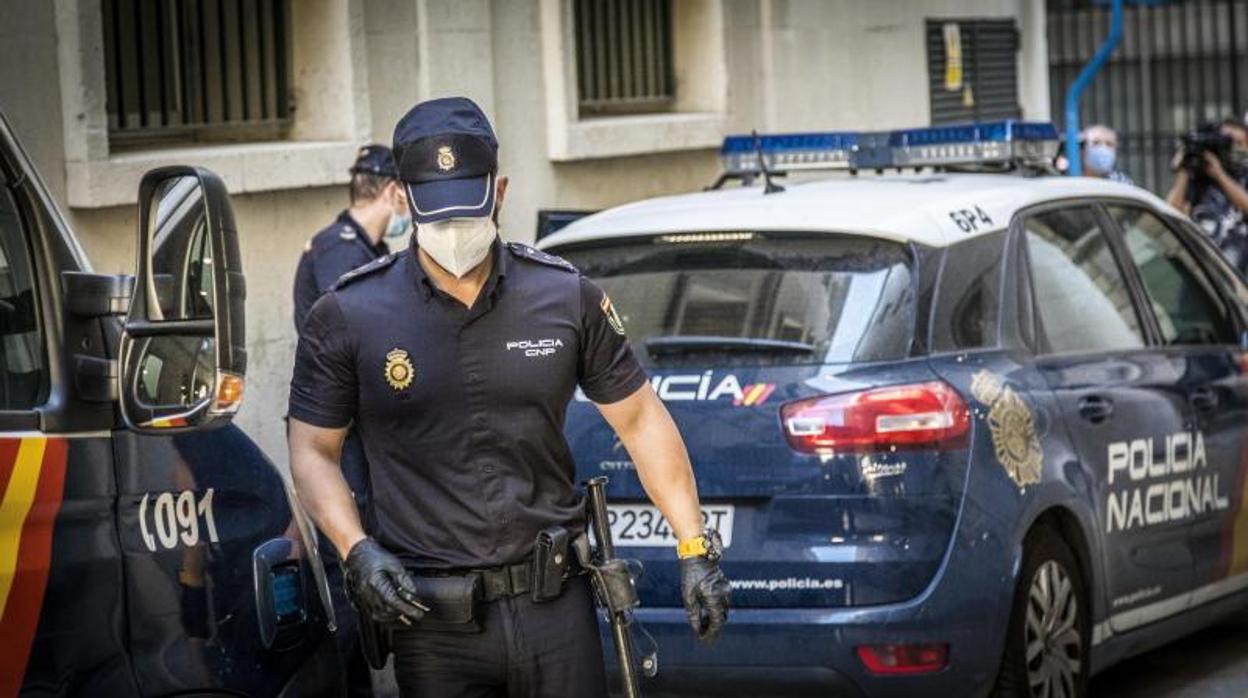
[288,238,648,569]
[292,211,390,333]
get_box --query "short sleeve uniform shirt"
[288,239,647,569]
[292,211,389,334]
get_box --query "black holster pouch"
[531,526,571,603]
[356,611,391,670]
[592,558,640,615]
[352,572,483,669]
[408,574,483,633]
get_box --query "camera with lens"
[1179,123,1241,206]
[1180,123,1234,173]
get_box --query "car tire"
[992,526,1090,698]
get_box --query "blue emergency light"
[719,120,1060,176]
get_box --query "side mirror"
[119,167,246,433]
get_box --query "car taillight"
[856,643,949,675]
[780,381,969,454]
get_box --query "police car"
[542,122,1248,697]
[0,111,343,694]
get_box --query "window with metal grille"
[1047,0,1248,195]
[574,0,675,117]
[926,19,1022,125]
[103,0,293,148]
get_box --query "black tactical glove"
[679,531,730,643]
[343,537,429,624]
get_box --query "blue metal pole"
[1064,0,1124,176]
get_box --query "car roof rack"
[709,120,1060,190]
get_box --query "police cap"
[392,97,499,224]
[350,144,399,178]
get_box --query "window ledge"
[549,112,726,162]
[65,140,361,209]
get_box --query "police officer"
[288,97,730,697]
[292,144,410,333]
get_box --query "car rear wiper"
[643,335,816,355]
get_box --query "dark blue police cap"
[350,144,398,178]
[392,97,498,224]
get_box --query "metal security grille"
[926,19,1022,125]
[1047,0,1248,194]
[574,0,675,116]
[103,0,293,147]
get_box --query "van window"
[1109,205,1237,346]
[931,232,1003,351]
[0,187,46,408]
[1024,207,1145,355]
[558,234,915,367]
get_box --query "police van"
[0,111,343,695]
[542,122,1248,697]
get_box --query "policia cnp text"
[288,97,730,697]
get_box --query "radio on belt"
[718,119,1061,177]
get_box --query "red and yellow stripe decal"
[0,437,68,697]
[734,382,776,407]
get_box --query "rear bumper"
[614,498,1019,698]
[618,602,999,698]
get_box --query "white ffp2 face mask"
[417,216,497,277]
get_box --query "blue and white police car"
[541,122,1248,697]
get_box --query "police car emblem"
[384,348,415,391]
[971,370,1042,489]
[600,293,626,336]
[437,145,456,172]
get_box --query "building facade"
[1,0,1049,463]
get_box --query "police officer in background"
[288,97,730,697]
[293,145,411,333]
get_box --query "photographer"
[1165,118,1248,272]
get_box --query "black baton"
[586,476,643,698]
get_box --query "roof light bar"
[720,132,860,175]
[719,120,1059,176]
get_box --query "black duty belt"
[467,556,586,603]
[476,560,534,602]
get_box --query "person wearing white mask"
[288,96,729,697]
[1080,123,1135,185]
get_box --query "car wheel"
[993,526,1089,698]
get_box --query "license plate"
[605,504,734,548]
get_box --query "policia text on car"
[287,97,730,697]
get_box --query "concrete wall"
[1,0,1046,464]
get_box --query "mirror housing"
[119,166,247,433]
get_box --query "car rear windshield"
[556,233,915,367]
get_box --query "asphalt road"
[1091,610,1248,697]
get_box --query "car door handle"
[1190,387,1219,412]
[1077,395,1114,424]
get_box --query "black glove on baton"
[679,531,730,643]
[344,537,429,624]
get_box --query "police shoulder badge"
[384,348,415,391]
[436,145,456,172]
[600,292,626,336]
[970,370,1043,489]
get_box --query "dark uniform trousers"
[390,576,607,698]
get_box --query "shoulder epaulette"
[331,253,397,290]
[506,242,578,273]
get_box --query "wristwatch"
[676,529,724,562]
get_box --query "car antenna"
[752,130,786,195]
